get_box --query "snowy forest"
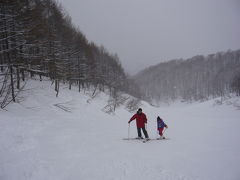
[1,0,240,109]
[134,49,240,103]
[0,0,141,109]
[1,1,240,179]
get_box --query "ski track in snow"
[0,80,240,180]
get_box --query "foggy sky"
[57,0,240,75]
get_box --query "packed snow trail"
[0,80,240,180]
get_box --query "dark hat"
[138,108,142,112]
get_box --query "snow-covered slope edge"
[0,80,240,180]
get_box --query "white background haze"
[57,0,240,74]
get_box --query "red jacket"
[129,113,147,128]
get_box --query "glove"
[128,121,131,124]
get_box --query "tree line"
[134,49,240,103]
[0,0,140,108]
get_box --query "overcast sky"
[57,0,240,75]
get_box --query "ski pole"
[128,123,130,140]
[156,130,159,139]
[163,128,167,135]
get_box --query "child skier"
[157,116,168,139]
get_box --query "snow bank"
[0,80,240,180]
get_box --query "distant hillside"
[134,49,240,103]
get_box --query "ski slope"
[0,80,240,180]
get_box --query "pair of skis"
[143,137,170,143]
[122,137,169,143]
[126,124,169,143]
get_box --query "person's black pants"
[137,127,149,138]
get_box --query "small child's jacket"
[157,118,167,129]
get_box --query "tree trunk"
[69,80,71,90]
[21,68,25,81]
[16,67,20,89]
[55,79,59,97]
[10,65,15,102]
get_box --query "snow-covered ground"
[0,80,240,180]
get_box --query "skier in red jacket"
[128,108,149,139]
